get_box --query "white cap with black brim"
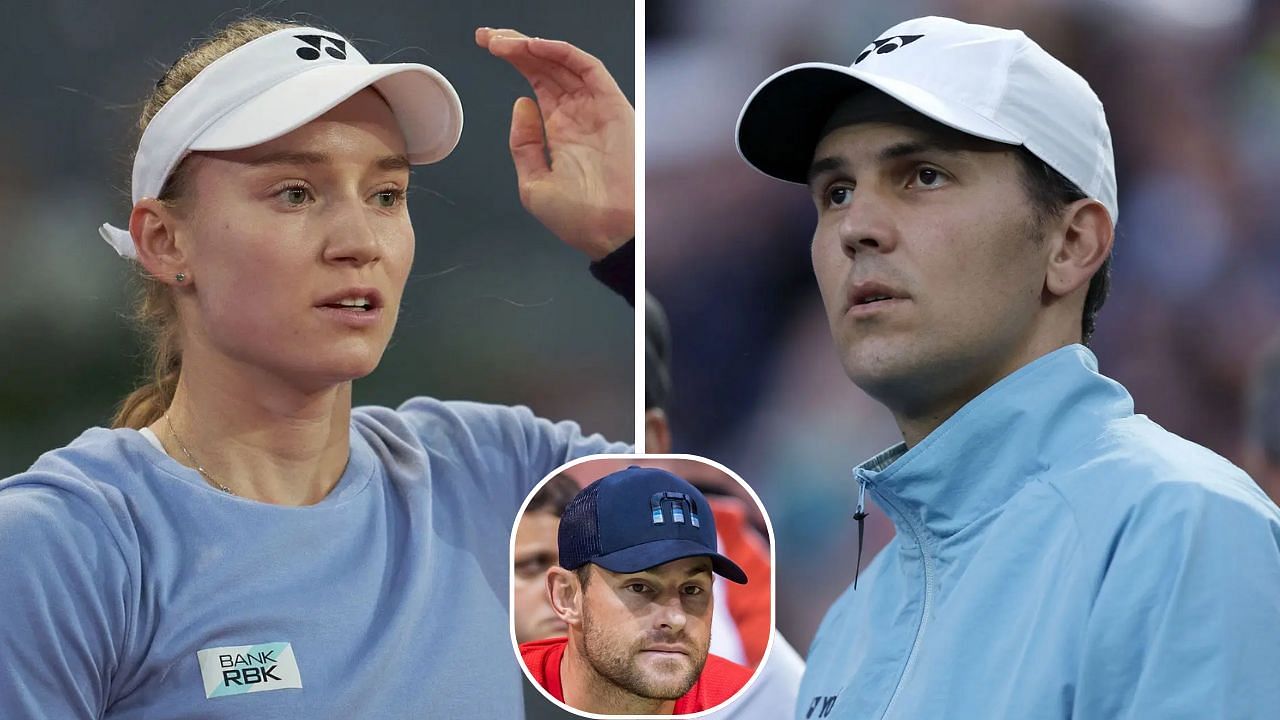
[735,15,1118,225]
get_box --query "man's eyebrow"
[619,563,713,581]
[245,151,411,171]
[807,156,847,187]
[808,138,972,187]
[877,139,964,162]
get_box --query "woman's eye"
[375,190,404,208]
[279,186,310,205]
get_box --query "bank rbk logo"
[854,34,924,64]
[197,642,302,698]
[294,34,347,61]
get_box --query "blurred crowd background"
[0,0,634,478]
[647,0,1280,656]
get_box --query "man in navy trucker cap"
[519,466,755,715]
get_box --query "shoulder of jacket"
[1040,414,1275,543]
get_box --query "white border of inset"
[508,453,778,719]
[633,0,647,451]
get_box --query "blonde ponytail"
[111,17,300,429]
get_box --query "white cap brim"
[736,62,1021,184]
[191,63,463,164]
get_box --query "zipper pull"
[853,473,869,590]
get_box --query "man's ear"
[130,198,190,285]
[1044,198,1113,301]
[547,566,584,626]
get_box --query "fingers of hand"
[504,56,576,106]
[510,97,551,195]
[475,27,530,49]
[524,39,620,96]
[477,27,605,85]
[480,30,619,101]
[488,43,580,101]
[479,29,538,60]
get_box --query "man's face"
[578,557,714,700]
[513,510,568,643]
[807,121,1052,416]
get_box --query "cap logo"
[854,34,924,64]
[649,492,701,528]
[293,34,347,61]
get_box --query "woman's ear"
[130,198,190,285]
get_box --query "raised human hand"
[477,27,634,260]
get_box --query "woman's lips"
[316,305,383,327]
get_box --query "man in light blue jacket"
[736,15,1280,720]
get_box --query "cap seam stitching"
[993,43,1030,114]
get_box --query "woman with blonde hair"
[0,17,633,718]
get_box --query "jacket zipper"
[869,482,936,720]
[853,473,869,589]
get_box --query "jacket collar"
[853,344,1134,540]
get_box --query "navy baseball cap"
[559,467,749,584]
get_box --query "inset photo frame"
[510,455,785,718]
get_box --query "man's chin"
[629,673,696,701]
[627,654,701,699]
[840,341,919,392]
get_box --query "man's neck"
[151,349,353,506]
[560,638,678,715]
[891,336,1077,448]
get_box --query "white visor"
[99,27,464,259]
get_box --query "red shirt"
[520,636,753,714]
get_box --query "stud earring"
[175,273,186,283]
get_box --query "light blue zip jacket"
[798,345,1280,719]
